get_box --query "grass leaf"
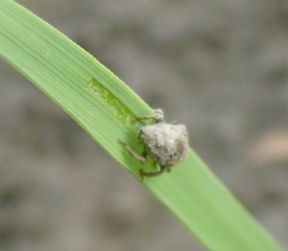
[0,1,284,250]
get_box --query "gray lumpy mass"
[140,122,189,167]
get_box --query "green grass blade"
[0,1,284,250]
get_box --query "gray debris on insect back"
[140,122,189,168]
[153,108,165,122]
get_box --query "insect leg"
[120,140,146,164]
[136,115,157,121]
[136,109,164,122]
[140,165,167,177]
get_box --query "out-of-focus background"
[0,0,288,250]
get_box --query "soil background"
[0,1,288,250]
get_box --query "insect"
[120,109,189,177]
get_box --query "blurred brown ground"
[0,0,288,250]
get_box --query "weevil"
[120,109,189,177]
